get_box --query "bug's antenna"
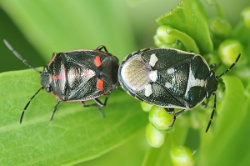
[205,53,241,132]
[20,87,44,124]
[205,93,216,132]
[3,39,41,74]
[217,54,241,78]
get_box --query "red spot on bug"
[51,68,66,80]
[97,79,104,91]
[94,56,102,67]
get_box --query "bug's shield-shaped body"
[42,50,119,101]
[118,48,210,109]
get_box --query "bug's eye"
[46,86,52,92]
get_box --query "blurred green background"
[0,0,179,72]
[0,0,249,72]
[0,0,250,166]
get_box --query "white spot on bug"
[165,82,173,89]
[149,70,158,82]
[144,84,153,97]
[149,53,158,67]
[167,68,175,74]
[185,65,206,96]
[68,68,95,88]
[189,73,206,88]
[82,68,96,79]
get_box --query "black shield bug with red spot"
[4,40,119,123]
[118,48,240,132]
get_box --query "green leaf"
[0,0,137,60]
[79,129,147,166]
[198,76,249,166]
[0,70,148,165]
[156,0,213,54]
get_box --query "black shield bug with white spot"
[118,48,240,132]
[4,40,119,123]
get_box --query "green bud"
[140,102,153,112]
[146,123,166,148]
[218,39,242,66]
[155,25,177,45]
[154,35,174,48]
[154,25,184,50]
[149,107,174,130]
[154,25,199,53]
[209,17,232,38]
[170,146,194,166]
[166,28,199,53]
[241,6,250,29]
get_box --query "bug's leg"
[94,96,109,107]
[165,108,174,114]
[80,101,98,107]
[20,87,44,124]
[202,98,209,108]
[209,64,217,70]
[169,109,186,127]
[50,100,61,121]
[96,45,109,53]
[201,101,206,108]
[205,93,217,132]
[80,96,109,118]
[93,97,108,118]
[80,96,108,108]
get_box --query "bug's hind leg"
[165,109,186,127]
[80,96,109,118]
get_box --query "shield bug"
[4,39,119,123]
[118,48,240,132]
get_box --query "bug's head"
[205,53,241,98]
[40,66,52,92]
[205,71,219,98]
